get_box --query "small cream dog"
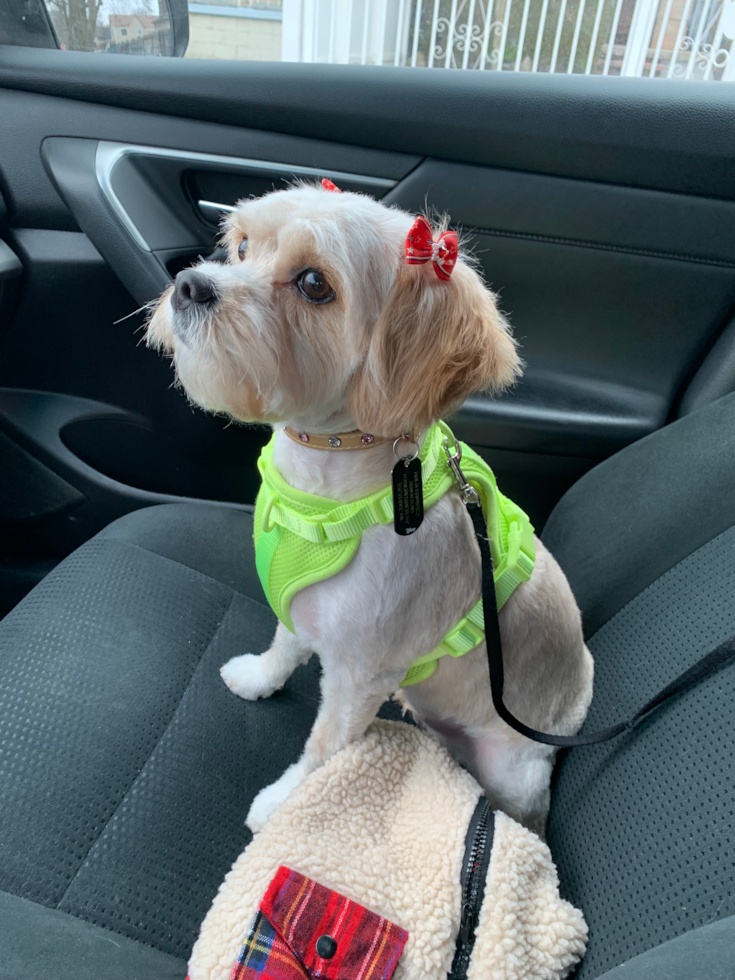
[147,183,593,837]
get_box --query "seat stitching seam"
[468,225,735,268]
[96,536,271,610]
[0,894,186,965]
[587,520,735,644]
[53,589,238,912]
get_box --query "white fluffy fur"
[147,184,594,837]
[188,721,588,980]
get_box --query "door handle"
[198,200,237,215]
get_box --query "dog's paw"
[220,654,282,700]
[246,764,302,833]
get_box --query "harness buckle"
[443,618,485,656]
[506,519,521,569]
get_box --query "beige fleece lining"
[189,721,586,980]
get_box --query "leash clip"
[444,436,480,507]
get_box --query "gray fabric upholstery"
[542,390,735,638]
[97,502,263,597]
[545,394,735,978]
[0,505,321,971]
[0,890,187,980]
[547,527,735,978]
[0,502,403,978]
[594,915,735,980]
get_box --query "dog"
[147,182,593,837]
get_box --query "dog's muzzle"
[171,269,218,314]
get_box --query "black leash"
[468,500,735,748]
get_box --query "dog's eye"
[238,238,248,261]
[297,269,335,304]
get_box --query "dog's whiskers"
[114,301,157,326]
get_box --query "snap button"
[316,934,338,959]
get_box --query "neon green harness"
[253,421,535,686]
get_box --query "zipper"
[447,797,495,980]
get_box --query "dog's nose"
[172,270,217,312]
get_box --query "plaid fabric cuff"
[230,866,409,980]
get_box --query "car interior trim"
[469,226,735,270]
[0,239,22,279]
[3,49,735,201]
[678,316,735,418]
[95,141,398,252]
[197,199,237,214]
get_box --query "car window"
[23,0,735,81]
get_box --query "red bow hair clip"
[321,178,342,193]
[405,215,458,281]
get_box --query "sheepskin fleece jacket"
[189,720,587,980]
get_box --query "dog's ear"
[348,257,520,438]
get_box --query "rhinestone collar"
[282,427,390,451]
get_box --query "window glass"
[185,0,281,59]
[37,0,735,78]
[280,0,735,80]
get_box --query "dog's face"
[147,184,520,436]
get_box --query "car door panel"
[0,223,267,619]
[388,159,735,264]
[0,227,270,506]
[41,136,411,306]
[2,49,735,199]
[451,241,735,440]
[388,159,735,461]
[0,87,420,232]
[2,48,735,609]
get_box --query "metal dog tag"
[392,456,424,536]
